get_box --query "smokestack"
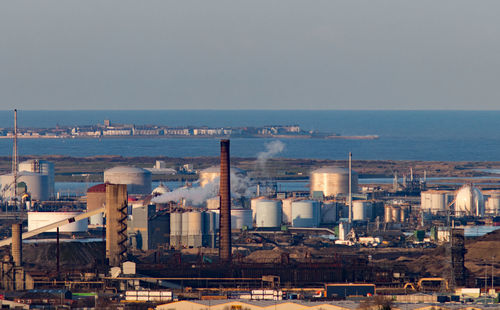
[219,140,231,262]
[106,184,128,267]
[11,223,22,267]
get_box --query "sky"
[1,1,499,110]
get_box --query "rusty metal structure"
[219,140,232,262]
[105,184,128,267]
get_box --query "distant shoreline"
[0,134,379,140]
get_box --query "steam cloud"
[257,140,285,167]
[152,141,284,206]
[151,171,255,206]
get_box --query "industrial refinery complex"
[0,112,499,309]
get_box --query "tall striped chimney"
[219,140,232,262]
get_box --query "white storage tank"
[310,167,358,198]
[420,190,448,214]
[455,184,485,217]
[250,197,265,221]
[281,197,294,224]
[291,200,320,227]
[206,196,220,210]
[231,209,253,229]
[187,212,203,236]
[321,201,338,224]
[28,211,88,232]
[352,200,372,221]
[485,191,500,216]
[391,207,401,223]
[255,200,282,228]
[19,159,55,199]
[0,172,49,201]
[187,211,204,247]
[104,166,152,194]
[169,212,182,247]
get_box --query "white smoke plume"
[151,172,255,206]
[257,140,285,167]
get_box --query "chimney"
[11,223,22,267]
[219,140,231,262]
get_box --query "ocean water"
[1,110,500,161]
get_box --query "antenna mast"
[348,152,352,223]
[12,109,18,203]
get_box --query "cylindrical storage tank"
[421,190,448,214]
[206,196,220,210]
[420,191,430,212]
[104,166,152,195]
[485,193,500,216]
[310,167,358,198]
[250,197,265,221]
[400,206,409,223]
[181,212,190,245]
[187,211,203,247]
[321,201,338,224]
[210,210,220,231]
[392,207,401,223]
[281,198,294,224]
[19,159,55,199]
[0,172,49,202]
[205,211,217,234]
[255,200,282,228]
[352,200,370,221]
[203,211,217,248]
[169,212,182,248]
[384,205,393,223]
[291,200,320,227]
[187,212,203,236]
[27,211,88,232]
[231,209,253,229]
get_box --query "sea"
[0,110,499,161]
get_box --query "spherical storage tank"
[255,200,282,228]
[454,184,484,217]
[231,209,253,229]
[28,211,88,232]
[152,183,170,196]
[0,172,49,201]
[104,166,151,195]
[291,200,320,227]
[310,167,358,197]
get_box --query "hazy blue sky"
[1,1,499,110]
